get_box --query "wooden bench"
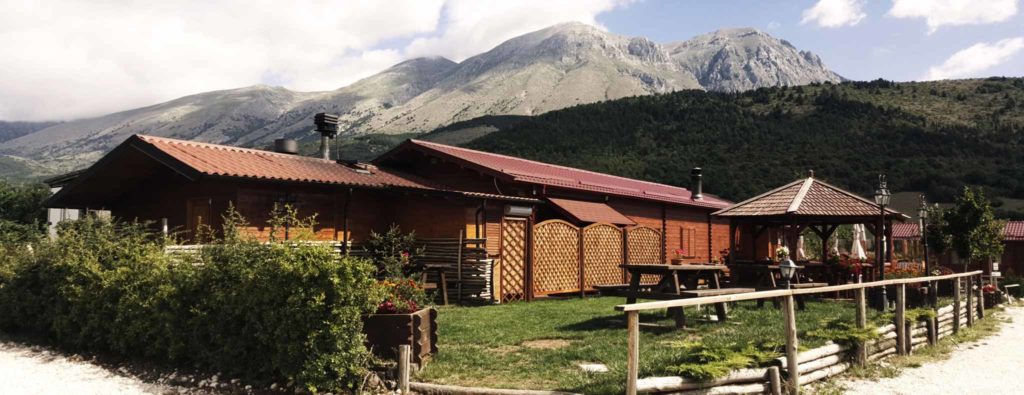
[678,287,756,325]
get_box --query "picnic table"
[598,264,754,327]
[727,263,828,310]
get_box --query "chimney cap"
[314,112,339,137]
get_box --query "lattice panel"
[627,226,663,285]
[499,218,528,302]
[582,223,624,289]
[532,220,581,296]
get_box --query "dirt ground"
[839,306,1024,394]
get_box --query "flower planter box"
[363,307,438,364]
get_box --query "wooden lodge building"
[46,134,733,302]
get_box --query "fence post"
[457,230,464,304]
[927,316,937,346]
[782,295,799,394]
[768,366,782,395]
[977,274,985,319]
[895,284,906,355]
[398,344,411,394]
[626,311,639,395]
[966,275,974,327]
[855,287,868,364]
[953,278,961,333]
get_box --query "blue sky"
[2,0,1022,121]
[595,0,1024,81]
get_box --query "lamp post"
[779,256,798,289]
[919,195,935,307]
[874,174,891,311]
[919,195,930,275]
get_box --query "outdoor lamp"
[874,176,890,206]
[875,174,890,311]
[779,258,798,289]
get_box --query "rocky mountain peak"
[666,26,842,92]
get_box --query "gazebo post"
[728,220,737,265]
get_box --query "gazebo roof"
[713,176,904,220]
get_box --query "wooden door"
[186,198,212,241]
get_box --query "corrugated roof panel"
[137,135,442,191]
[404,140,733,210]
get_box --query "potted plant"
[982,283,1002,308]
[363,278,437,365]
[671,248,686,265]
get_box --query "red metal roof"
[392,139,732,210]
[548,198,636,225]
[136,135,442,191]
[1006,221,1024,241]
[892,223,920,240]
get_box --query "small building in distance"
[46,133,732,302]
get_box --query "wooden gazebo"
[713,175,907,276]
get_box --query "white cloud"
[0,0,627,121]
[801,0,867,28]
[923,37,1024,80]
[889,0,1019,34]
[404,0,632,62]
[0,0,445,121]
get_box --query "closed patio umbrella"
[796,235,806,260]
[851,224,868,260]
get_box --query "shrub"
[376,278,428,314]
[805,318,879,347]
[365,224,421,279]
[667,341,780,381]
[0,208,381,393]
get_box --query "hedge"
[0,217,380,393]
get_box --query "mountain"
[363,23,701,134]
[0,22,843,174]
[667,28,842,92]
[0,121,60,143]
[442,78,1024,217]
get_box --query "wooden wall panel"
[1003,241,1024,276]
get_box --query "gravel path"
[840,306,1024,394]
[0,339,197,395]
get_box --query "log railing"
[617,270,985,395]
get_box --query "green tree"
[0,180,49,244]
[934,187,1005,270]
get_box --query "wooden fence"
[529,221,662,298]
[617,270,986,395]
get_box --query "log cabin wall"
[608,199,729,264]
[1003,241,1024,276]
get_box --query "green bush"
[365,224,421,279]
[0,211,381,393]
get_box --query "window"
[679,227,696,258]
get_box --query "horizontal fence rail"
[619,270,984,395]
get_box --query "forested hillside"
[463,78,1024,217]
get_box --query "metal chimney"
[273,138,298,155]
[691,167,703,200]
[314,113,339,159]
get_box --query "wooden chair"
[420,268,448,306]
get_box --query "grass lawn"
[416,296,885,394]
